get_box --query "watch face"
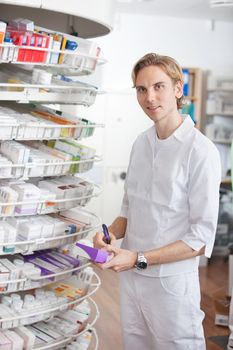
[137,261,147,269]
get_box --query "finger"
[105,245,119,254]
[101,257,118,270]
[113,266,121,272]
[94,262,107,270]
[93,232,107,249]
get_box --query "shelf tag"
[59,304,68,311]
[36,238,46,245]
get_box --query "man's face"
[135,65,183,124]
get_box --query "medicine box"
[11,183,40,215]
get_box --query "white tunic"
[120,115,221,277]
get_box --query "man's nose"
[146,89,156,102]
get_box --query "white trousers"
[119,270,206,350]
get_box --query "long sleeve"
[182,143,222,257]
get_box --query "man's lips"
[147,106,161,111]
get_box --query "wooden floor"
[92,257,230,350]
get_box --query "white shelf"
[207,112,233,117]
[0,116,102,141]
[0,208,101,255]
[0,0,115,38]
[34,298,99,350]
[0,262,91,293]
[91,328,99,350]
[0,83,98,105]
[0,183,102,217]
[0,272,101,329]
[208,88,233,92]
[0,156,102,180]
[210,139,232,145]
[0,44,106,75]
[0,4,107,347]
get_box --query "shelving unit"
[181,67,203,130]
[205,76,233,180]
[204,76,233,257]
[0,1,115,349]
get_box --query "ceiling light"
[209,0,233,7]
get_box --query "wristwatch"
[135,252,148,270]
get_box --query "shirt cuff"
[182,238,212,258]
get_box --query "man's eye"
[136,87,146,93]
[155,84,162,90]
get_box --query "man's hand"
[99,245,137,272]
[93,231,117,249]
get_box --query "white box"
[0,262,9,292]
[0,332,11,350]
[14,326,36,350]
[3,330,24,350]
[1,259,19,292]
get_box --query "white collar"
[146,115,194,150]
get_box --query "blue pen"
[102,224,111,244]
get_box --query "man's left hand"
[99,245,137,272]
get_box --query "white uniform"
[120,115,221,350]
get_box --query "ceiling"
[116,0,233,22]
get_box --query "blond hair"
[132,53,184,109]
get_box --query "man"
[93,53,221,350]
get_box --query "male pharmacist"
[93,53,221,350]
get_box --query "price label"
[36,238,46,245]
[59,304,68,311]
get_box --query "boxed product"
[212,288,231,326]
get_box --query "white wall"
[83,13,233,225]
[98,14,233,89]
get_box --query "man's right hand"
[93,230,116,249]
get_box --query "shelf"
[0,183,102,217]
[0,208,101,255]
[0,262,91,293]
[0,0,115,38]
[0,105,103,141]
[33,298,99,350]
[208,88,233,92]
[91,328,99,350]
[0,156,102,180]
[6,125,101,141]
[207,112,233,117]
[0,4,107,347]
[0,271,101,329]
[0,83,98,105]
[210,139,232,145]
[0,29,107,76]
[0,44,106,76]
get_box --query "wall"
[83,13,233,224]
[98,13,233,89]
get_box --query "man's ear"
[175,80,183,98]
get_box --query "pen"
[102,223,111,244]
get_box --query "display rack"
[0,273,100,328]
[0,1,114,348]
[0,209,101,255]
[205,76,233,182]
[206,76,233,143]
[182,67,203,130]
[204,76,233,258]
